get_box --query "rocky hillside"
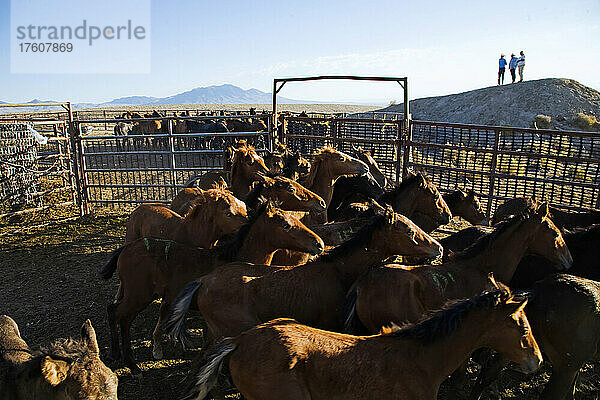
[382,78,600,131]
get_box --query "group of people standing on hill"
[498,51,525,85]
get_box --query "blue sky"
[1,0,599,104]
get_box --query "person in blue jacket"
[498,54,507,85]
[508,53,518,83]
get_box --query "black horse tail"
[165,280,202,347]
[182,338,237,400]
[343,285,368,335]
[98,246,124,280]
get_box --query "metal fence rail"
[74,114,271,211]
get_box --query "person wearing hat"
[508,53,518,83]
[498,54,507,85]
[516,50,526,82]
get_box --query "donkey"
[0,316,118,400]
[100,201,323,373]
[182,281,540,400]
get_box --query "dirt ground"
[1,208,599,399]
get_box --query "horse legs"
[540,366,579,400]
[119,313,142,376]
[469,352,508,400]
[106,302,121,363]
[152,300,170,360]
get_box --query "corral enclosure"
[1,97,599,219]
[2,89,600,399]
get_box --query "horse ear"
[535,202,550,220]
[266,201,279,217]
[487,272,499,289]
[508,298,528,315]
[81,319,100,354]
[41,356,70,386]
[417,173,428,187]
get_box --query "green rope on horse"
[141,237,175,260]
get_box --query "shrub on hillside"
[573,112,599,131]
[532,114,552,129]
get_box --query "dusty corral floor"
[0,209,599,399]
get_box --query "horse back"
[527,274,600,362]
[0,316,31,366]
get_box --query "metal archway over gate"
[273,76,410,183]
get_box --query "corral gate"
[73,113,271,212]
[274,76,410,183]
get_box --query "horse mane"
[377,173,424,204]
[320,213,387,262]
[451,204,537,261]
[183,183,232,220]
[230,143,257,175]
[217,200,269,261]
[384,288,511,344]
[302,147,339,188]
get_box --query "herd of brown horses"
[2,140,600,399]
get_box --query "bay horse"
[124,184,248,249]
[471,274,600,400]
[283,150,311,181]
[99,201,323,373]
[377,172,453,233]
[273,173,452,266]
[349,145,388,188]
[510,223,600,288]
[165,208,443,344]
[345,203,572,333]
[181,171,229,191]
[182,282,541,400]
[492,196,600,229]
[0,316,118,400]
[300,147,369,224]
[243,175,326,213]
[327,172,385,222]
[173,176,325,216]
[442,188,487,226]
[229,144,270,200]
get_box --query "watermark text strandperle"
[15,20,146,46]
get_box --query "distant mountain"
[102,84,301,106]
[0,84,305,113]
[104,96,160,106]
